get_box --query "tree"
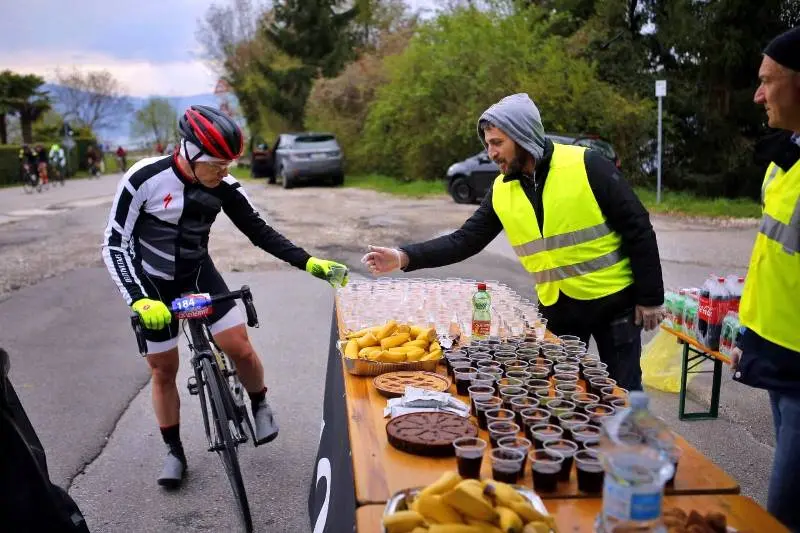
[53,68,132,131]
[359,5,651,180]
[132,98,178,146]
[0,71,51,144]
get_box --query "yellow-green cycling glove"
[131,298,173,330]
[306,257,349,287]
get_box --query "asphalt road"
[0,177,776,533]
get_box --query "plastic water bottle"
[596,392,676,533]
[724,275,744,315]
[471,283,491,340]
[662,291,676,328]
[719,312,740,356]
[673,290,687,334]
[682,292,699,341]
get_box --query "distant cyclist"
[34,144,49,186]
[49,143,66,183]
[101,105,350,488]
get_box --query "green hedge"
[0,146,21,186]
[0,136,100,186]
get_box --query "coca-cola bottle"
[698,277,729,351]
[725,275,745,314]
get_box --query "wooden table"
[355,495,787,532]
[660,325,731,420]
[356,505,385,533]
[343,360,740,505]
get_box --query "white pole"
[657,96,663,204]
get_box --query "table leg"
[709,358,722,418]
[679,342,689,420]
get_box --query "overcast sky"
[0,0,438,98]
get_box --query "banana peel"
[418,471,463,499]
[381,333,411,349]
[382,510,426,533]
[415,493,464,525]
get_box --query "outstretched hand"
[360,245,408,275]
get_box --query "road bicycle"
[131,286,260,532]
[50,163,66,186]
[20,163,41,194]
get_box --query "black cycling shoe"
[157,449,186,489]
[252,399,279,445]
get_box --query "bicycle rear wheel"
[202,357,253,532]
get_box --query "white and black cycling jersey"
[101,155,310,305]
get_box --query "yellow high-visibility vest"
[740,158,800,352]
[492,143,634,306]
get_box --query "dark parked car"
[446,134,621,203]
[249,134,273,178]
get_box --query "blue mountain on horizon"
[43,84,233,147]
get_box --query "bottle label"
[698,295,726,325]
[602,475,663,522]
[472,319,490,338]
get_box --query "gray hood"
[477,93,546,162]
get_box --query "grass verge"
[345,174,447,198]
[634,187,760,219]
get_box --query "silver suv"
[271,133,344,189]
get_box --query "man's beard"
[502,145,530,176]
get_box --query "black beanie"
[764,26,800,71]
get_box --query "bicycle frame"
[184,318,253,451]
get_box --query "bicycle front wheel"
[202,357,253,532]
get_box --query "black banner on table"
[308,310,356,533]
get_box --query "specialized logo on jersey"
[163,193,173,209]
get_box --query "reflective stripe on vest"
[492,143,634,306]
[533,249,625,284]
[761,165,780,208]
[512,222,613,258]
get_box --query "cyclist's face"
[194,161,231,187]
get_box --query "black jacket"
[401,140,664,315]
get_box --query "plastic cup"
[472,372,497,389]
[557,411,590,442]
[498,436,532,473]
[475,396,503,430]
[533,388,565,407]
[488,421,520,449]
[485,408,516,427]
[530,423,564,450]
[496,377,524,390]
[552,373,579,388]
[588,377,617,397]
[585,403,616,427]
[506,370,532,382]
[575,449,604,493]
[453,437,487,479]
[571,392,601,415]
[529,449,564,493]
[527,366,550,381]
[553,363,580,375]
[544,439,579,481]
[476,360,502,371]
[510,396,540,426]
[490,447,525,484]
[521,407,551,441]
[555,382,585,397]
[453,366,478,396]
[499,386,528,409]
[571,423,602,449]
[545,399,576,426]
[559,335,582,344]
[468,385,496,417]
[445,357,469,377]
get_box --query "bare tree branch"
[53,68,132,131]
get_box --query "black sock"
[249,387,267,411]
[160,424,186,463]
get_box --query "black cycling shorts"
[139,259,243,353]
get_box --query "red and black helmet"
[178,105,244,160]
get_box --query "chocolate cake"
[386,411,478,457]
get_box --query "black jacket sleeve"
[401,191,503,271]
[584,151,664,307]
[222,183,312,270]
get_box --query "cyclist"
[18,144,38,182]
[49,143,66,182]
[86,146,99,176]
[101,105,349,489]
[34,144,49,186]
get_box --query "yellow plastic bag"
[641,328,693,393]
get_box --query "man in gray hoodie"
[363,93,664,390]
